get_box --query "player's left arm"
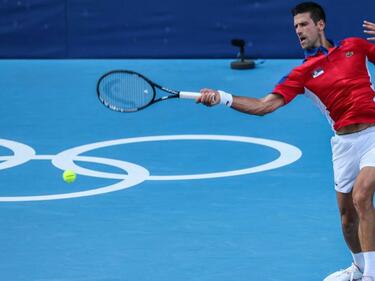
[363,20,375,41]
[358,34,375,63]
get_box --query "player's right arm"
[231,93,285,115]
[197,89,285,116]
[198,67,303,114]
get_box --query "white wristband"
[218,90,233,107]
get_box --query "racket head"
[97,70,156,112]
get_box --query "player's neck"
[320,33,332,49]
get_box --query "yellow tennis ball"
[63,169,77,184]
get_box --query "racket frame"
[96,70,181,112]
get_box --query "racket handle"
[179,91,201,100]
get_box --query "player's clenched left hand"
[364,20,375,41]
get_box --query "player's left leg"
[352,166,375,281]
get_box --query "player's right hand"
[197,88,220,106]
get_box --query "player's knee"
[352,185,374,216]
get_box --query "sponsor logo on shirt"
[312,68,324,78]
[346,51,354,57]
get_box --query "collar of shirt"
[304,39,339,60]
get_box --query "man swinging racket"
[198,2,375,281]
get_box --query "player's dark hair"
[291,2,326,24]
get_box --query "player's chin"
[301,41,315,50]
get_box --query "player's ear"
[317,19,325,31]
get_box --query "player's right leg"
[323,192,363,281]
[336,192,362,258]
[325,136,364,281]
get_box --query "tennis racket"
[97,70,201,112]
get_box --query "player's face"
[294,12,324,50]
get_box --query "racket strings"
[98,72,154,111]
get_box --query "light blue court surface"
[0,59,374,281]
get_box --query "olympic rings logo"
[0,135,302,202]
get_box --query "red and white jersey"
[273,37,375,131]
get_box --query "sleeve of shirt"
[358,37,375,63]
[272,68,305,104]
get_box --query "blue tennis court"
[1,59,372,281]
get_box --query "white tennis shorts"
[331,126,375,193]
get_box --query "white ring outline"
[0,139,150,202]
[0,155,149,202]
[0,135,302,201]
[0,139,35,170]
[51,135,302,180]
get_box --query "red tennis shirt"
[273,37,375,131]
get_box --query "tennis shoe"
[323,264,363,281]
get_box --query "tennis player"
[364,20,375,41]
[198,2,375,281]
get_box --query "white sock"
[363,251,375,279]
[352,252,365,272]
